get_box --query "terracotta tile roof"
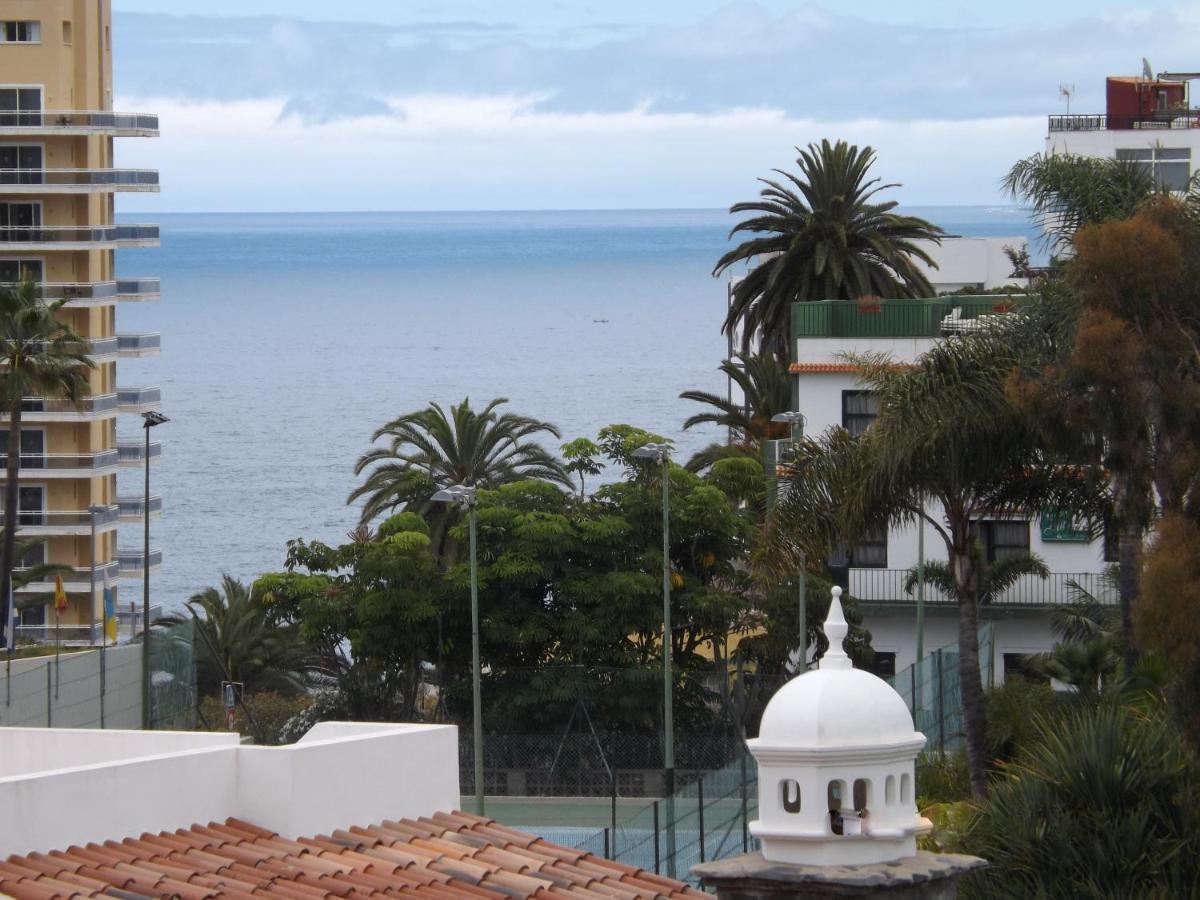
[788,362,914,373]
[0,811,703,900]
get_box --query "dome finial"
[822,586,852,670]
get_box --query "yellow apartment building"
[0,0,160,643]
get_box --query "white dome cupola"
[747,587,931,867]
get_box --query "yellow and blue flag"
[103,587,117,641]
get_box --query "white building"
[1047,70,1199,187]
[788,295,1111,683]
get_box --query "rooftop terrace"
[792,295,1035,340]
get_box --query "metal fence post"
[697,778,706,863]
[603,827,610,860]
[652,800,661,874]
[45,661,51,726]
[740,752,749,852]
[610,774,617,855]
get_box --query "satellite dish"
[1143,57,1154,81]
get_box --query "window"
[971,519,1030,563]
[19,542,45,567]
[884,775,897,805]
[0,88,41,127]
[0,145,42,185]
[1003,652,1049,684]
[865,651,896,678]
[900,773,912,804]
[846,527,888,568]
[0,258,42,283]
[852,778,871,812]
[0,202,42,240]
[0,429,44,467]
[17,484,44,526]
[0,22,41,43]
[1117,147,1192,192]
[842,391,878,437]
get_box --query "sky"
[108,1,1200,211]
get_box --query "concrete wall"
[0,721,461,857]
[0,644,142,729]
[913,236,1028,291]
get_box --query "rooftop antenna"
[1142,57,1154,81]
[1059,84,1074,114]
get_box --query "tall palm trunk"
[951,543,988,799]
[1117,523,1141,673]
[0,402,22,645]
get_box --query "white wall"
[913,236,1028,291]
[1047,128,1200,161]
[0,722,461,857]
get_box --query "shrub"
[197,691,314,745]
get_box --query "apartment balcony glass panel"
[0,505,120,535]
[0,110,159,136]
[117,495,162,522]
[117,386,162,414]
[14,561,121,593]
[0,449,120,475]
[0,168,159,192]
[0,394,119,421]
[0,224,160,249]
[117,439,161,466]
[12,623,101,645]
[5,281,121,305]
[117,332,161,357]
[115,277,161,302]
[118,547,163,576]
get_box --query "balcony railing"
[846,568,1113,608]
[0,505,120,530]
[118,547,163,576]
[0,224,159,248]
[792,296,1035,340]
[117,495,162,521]
[14,561,121,592]
[117,439,161,466]
[1048,111,1200,132]
[0,168,159,192]
[0,449,119,472]
[115,277,161,301]
[0,281,120,304]
[117,386,162,413]
[0,110,159,135]
[0,393,119,419]
[117,332,161,356]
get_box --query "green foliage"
[197,691,314,746]
[680,354,791,472]
[962,702,1200,900]
[714,139,943,357]
[172,576,310,698]
[918,800,973,854]
[561,437,604,497]
[916,752,972,806]
[983,677,1060,765]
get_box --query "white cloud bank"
[115,95,1045,211]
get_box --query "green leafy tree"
[680,353,791,473]
[348,397,571,527]
[173,576,310,697]
[0,280,92,643]
[715,139,942,358]
[560,437,603,497]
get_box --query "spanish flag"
[103,587,117,642]
[53,574,68,615]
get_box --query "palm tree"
[1002,152,1158,251]
[175,576,309,697]
[680,353,791,473]
[902,549,1050,607]
[348,397,571,524]
[0,280,92,645]
[714,139,943,359]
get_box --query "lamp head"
[632,443,670,461]
[771,412,805,425]
[142,411,169,428]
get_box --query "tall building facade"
[0,0,160,642]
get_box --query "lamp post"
[140,410,168,729]
[632,442,675,876]
[432,484,484,816]
[88,503,108,726]
[771,412,807,673]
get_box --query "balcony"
[0,110,159,137]
[117,495,162,523]
[1048,111,1200,132]
[0,168,159,193]
[0,393,118,422]
[116,277,161,302]
[117,332,161,358]
[792,296,1035,340]
[117,386,162,415]
[0,505,120,536]
[0,449,120,478]
[14,561,121,594]
[117,439,161,467]
[845,569,1112,608]
[118,547,163,576]
[0,281,118,306]
[0,224,159,251]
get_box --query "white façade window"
[1117,147,1192,192]
[0,22,41,43]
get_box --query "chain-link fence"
[888,624,994,755]
[0,620,196,731]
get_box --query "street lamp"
[631,442,676,876]
[431,483,484,816]
[771,412,807,673]
[141,410,168,729]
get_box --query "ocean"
[113,206,1041,612]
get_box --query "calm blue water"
[113,206,1041,611]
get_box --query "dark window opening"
[865,652,896,678]
[841,390,878,437]
[971,519,1030,563]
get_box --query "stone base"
[691,850,986,900]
